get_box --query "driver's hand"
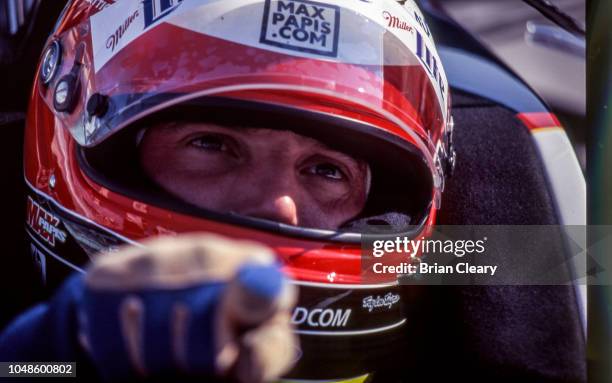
[78,234,298,383]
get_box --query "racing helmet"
[25,0,454,381]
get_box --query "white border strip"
[530,129,586,226]
[530,128,587,337]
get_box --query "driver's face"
[139,122,369,229]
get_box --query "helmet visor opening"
[79,97,433,239]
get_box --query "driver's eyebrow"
[157,121,208,132]
[242,127,363,166]
[313,146,363,168]
[303,139,366,170]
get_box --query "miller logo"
[382,11,413,33]
[143,0,183,28]
[107,10,139,51]
[260,0,340,57]
[27,197,67,247]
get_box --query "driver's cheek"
[310,177,370,227]
[294,183,358,229]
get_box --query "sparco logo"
[260,0,340,57]
[291,307,351,328]
[382,11,413,33]
[106,10,139,52]
[362,293,400,312]
[26,197,67,247]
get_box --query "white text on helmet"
[291,307,352,328]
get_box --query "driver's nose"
[243,195,299,226]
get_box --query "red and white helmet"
[25,0,453,380]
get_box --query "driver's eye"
[188,134,228,152]
[306,163,346,181]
